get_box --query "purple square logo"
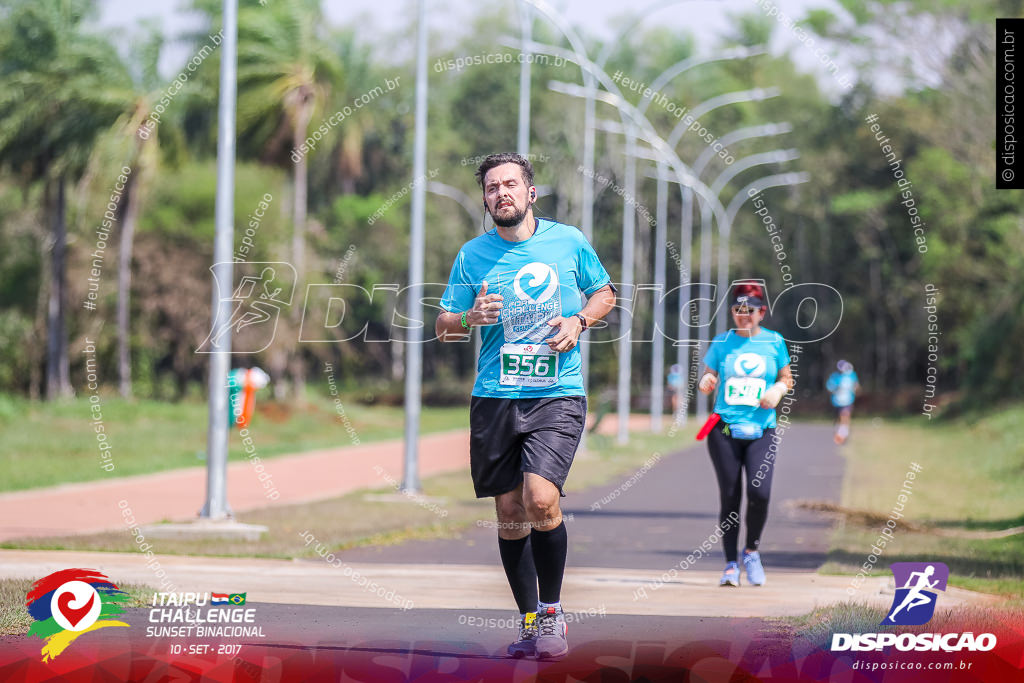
[882,562,949,626]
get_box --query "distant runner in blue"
[827,360,860,444]
[436,153,615,661]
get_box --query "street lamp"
[666,87,782,418]
[517,2,533,156]
[648,88,782,421]
[202,0,239,521]
[516,0,732,445]
[402,0,429,494]
[517,0,724,443]
[630,47,768,431]
[717,172,811,339]
[708,150,801,338]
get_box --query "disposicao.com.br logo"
[25,568,130,662]
[831,562,997,653]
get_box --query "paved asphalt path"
[343,422,842,573]
[3,606,809,681]
[0,423,847,681]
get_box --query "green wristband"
[461,311,471,330]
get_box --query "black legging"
[706,424,776,562]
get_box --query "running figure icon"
[886,565,939,623]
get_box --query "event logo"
[831,561,996,653]
[883,562,948,625]
[26,569,130,662]
[513,263,559,304]
[733,353,766,377]
[499,263,562,343]
[197,262,297,354]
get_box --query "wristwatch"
[574,313,588,330]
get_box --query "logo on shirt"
[498,263,562,343]
[513,263,559,304]
[733,353,766,378]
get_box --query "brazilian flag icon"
[228,593,247,605]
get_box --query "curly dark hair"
[474,152,535,189]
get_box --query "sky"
[95,0,860,95]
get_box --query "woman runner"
[698,282,794,586]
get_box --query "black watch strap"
[575,313,588,330]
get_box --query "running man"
[436,153,616,660]
[886,565,939,622]
[826,360,859,444]
[698,282,794,587]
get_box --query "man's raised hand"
[468,280,503,326]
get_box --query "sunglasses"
[731,305,760,315]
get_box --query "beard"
[490,201,527,228]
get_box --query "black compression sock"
[497,535,538,614]
[530,521,567,605]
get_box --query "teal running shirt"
[440,219,612,398]
[702,328,791,428]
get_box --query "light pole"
[709,149,801,337]
[665,87,780,418]
[544,78,730,290]
[643,88,782,421]
[402,0,428,494]
[693,123,792,178]
[535,70,769,442]
[631,47,768,432]
[517,0,731,444]
[201,0,239,521]
[592,0,714,440]
[519,0,713,443]
[718,172,811,336]
[517,1,532,156]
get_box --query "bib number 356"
[500,344,558,387]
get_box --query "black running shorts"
[469,395,587,498]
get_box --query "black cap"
[732,293,764,308]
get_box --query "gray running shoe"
[507,612,537,658]
[720,561,740,587]
[534,606,568,660]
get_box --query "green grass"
[820,405,1024,602]
[2,431,690,559]
[0,393,466,493]
[0,578,153,637]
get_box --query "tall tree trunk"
[118,175,140,397]
[289,102,313,402]
[871,258,887,395]
[46,176,72,399]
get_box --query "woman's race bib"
[723,377,767,406]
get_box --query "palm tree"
[0,0,132,399]
[232,0,342,398]
[81,101,160,397]
[328,27,377,195]
[79,24,171,398]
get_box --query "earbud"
[530,189,536,201]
